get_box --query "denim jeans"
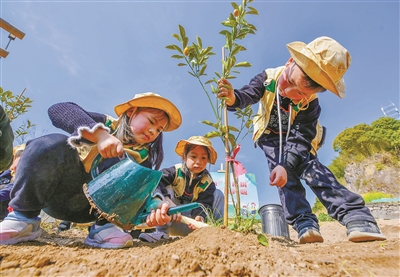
[258,138,377,234]
[9,133,95,223]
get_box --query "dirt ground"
[0,218,399,277]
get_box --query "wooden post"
[222,46,230,227]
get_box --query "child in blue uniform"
[217,36,386,243]
[0,92,182,248]
[139,136,224,242]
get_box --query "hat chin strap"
[275,85,293,165]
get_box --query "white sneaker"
[139,231,169,243]
[84,223,133,248]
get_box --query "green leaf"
[257,233,269,246]
[219,30,231,37]
[246,7,259,15]
[172,33,181,42]
[183,37,189,49]
[201,120,218,128]
[177,63,187,66]
[178,25,186,40]
[204,131,221,138]
[228,125,240,132]
[231,2,239,10]
[199,65,207,76]
[196,36,203,49]
[166,44,183,54]
[234,61,252,67]
[171,54,184,59]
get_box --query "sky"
[1,0,399,209]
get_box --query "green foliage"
[330,117,400,178]
[257,233,269,246]
[317,213,335,222]
[333,117,400,158]
[0,87,35,139]
[166,0,259,224]
[362,192,392,204]
[311,198,325,214]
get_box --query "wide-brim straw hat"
[286,36,351,98]
[175,136,218,165]
[114,92,182,132]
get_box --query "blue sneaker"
[298,227,324,244]
[346,221,386,242]
[84,223,133,248]
[0,211,41,245]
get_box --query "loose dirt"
[0,219,399,277]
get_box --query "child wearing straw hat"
[139,136,224,242]
[217,36,386,244]
[0,92,182,248]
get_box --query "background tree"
[0,86,35,141]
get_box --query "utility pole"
[0,18,25,58]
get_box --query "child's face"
[184,146,209,175]
[277,58,319,101]
[128,110,168,144]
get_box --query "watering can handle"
[90,153,127,179]
[136,202,201,222]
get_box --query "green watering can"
[83,154,199,230]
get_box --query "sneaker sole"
[0,229,42,245]
[84,237,133,249]
[348,231,387,242]
[299,230,324,244]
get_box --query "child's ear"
[285,57,294,67]
[126,108,133,118]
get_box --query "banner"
[210,171,260,218]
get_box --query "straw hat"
[286,36,351,98]
[175,136,218,165]
[114,92,182,131]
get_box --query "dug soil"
[0,219,399,277]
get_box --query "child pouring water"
[0,92,182,248]
[217,36,386,244]
[139,136,224,242]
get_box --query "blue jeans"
[258,138,377,234]
[9,133,95,223]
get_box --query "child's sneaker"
[138,231,169,243]
[298,227,324,244]
[346,221,386,242]
[0,211,42,245]
[84,223,133,248]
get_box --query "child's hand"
[217,79,236,106]
[82,128,124,159]
[187,215,204,231]
[145,202,182,227]
[270,165,287,188]
[97,133,124,159]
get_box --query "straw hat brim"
[114,93,182,132]
[175,139,218,165]
[287,41,345,98]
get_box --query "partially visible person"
[139,136,224,242]
[217,36,386,243]
[0,105,14,171]
[0,144,25,220]
[0,92,182,248]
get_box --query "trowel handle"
[137,202,200,221]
